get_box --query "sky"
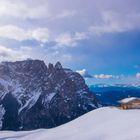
[0,0,140,84]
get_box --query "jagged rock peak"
[0,59,99,131]
[48,63,54,71]
[0,59,47,71]
[55,61,63,69]
[1,59,46,67]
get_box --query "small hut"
[119,97,140,109]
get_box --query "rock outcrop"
[0,59,99,130]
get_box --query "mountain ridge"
[0,59,98,130]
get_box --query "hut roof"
[119,97,140,104]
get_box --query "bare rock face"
[0,59,99,130]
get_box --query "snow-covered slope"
[1,107,140,140]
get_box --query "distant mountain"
[90,83,140,89]
[90,84,140,106]
[0,60,99,130]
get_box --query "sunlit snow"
[1,107,140,140]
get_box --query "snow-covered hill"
[1,107,140,140]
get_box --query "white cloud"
[55,32,87,47]
[0,25,50,43]
[0,44,74,64]
[89,11,140,35]
[0,25,88,46]
[136,73,140,79]
[0,1,76,21]
[74,32,88,40]
[30,28,50,43]
[55,33,77,47]
[76,69,92,78]
[51,10,76,20]
[94,74,120,79]
[57,10,75,18]
[47,50,73,63]
[76,71,123,79]
[0,25,27,41]
[0,45,32,61]
[0,0,49,19]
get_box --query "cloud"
[50,10,76,20]
[0,25,50,43]
[46,49,73,63]
[0,44,74,66]
[0,0,140,70]
[0,0,76,21]
[0,0,49,19]
[136,73,140,79]
[89,11,140,35]
[76,69,92,78]
[57,10,75,18]
[76,70,123,79]
[55,32,87,47]
[0,45,32,61]
[0,25,87,46]
[94,74,120,79]
[30,28,50,43]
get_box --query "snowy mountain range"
[90,83,140,88]
[90,84,140,106]
[0,59,99,130]
[1,107,140,140]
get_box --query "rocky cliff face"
[0,59,99,130]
